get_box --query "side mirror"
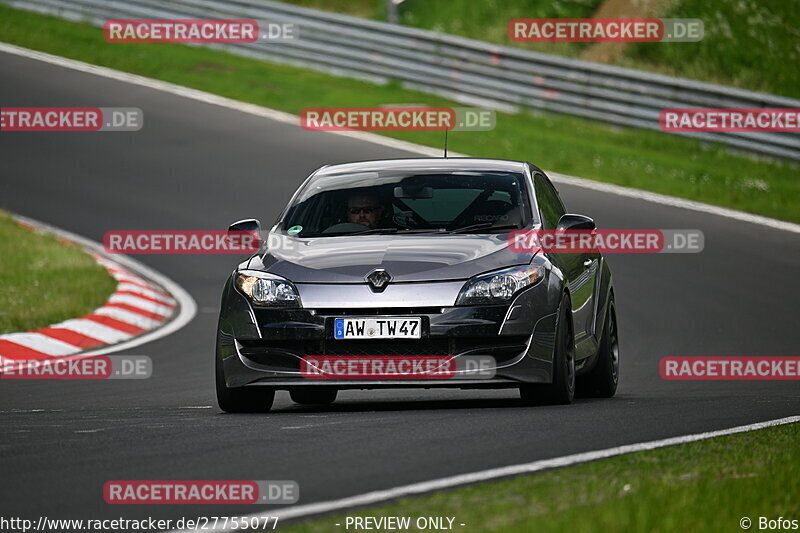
[557,214,596,231]
[228,218,261,234]
[228,218,261,250]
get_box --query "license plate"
[333,317,422,340]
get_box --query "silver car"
[215,158,618,412]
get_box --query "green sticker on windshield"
[288,225,303,235]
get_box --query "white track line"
[11,214,197,357]
[170,415,800,531]
[548,172,800,234]
[1,42,798,235]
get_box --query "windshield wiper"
[302,225,517,237]
[354,227,398,235]
[397,228,448,234]
[355,227,448,235]
[447,223,521,234]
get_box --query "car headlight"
[235,270,301,307]
[456,265,543,305]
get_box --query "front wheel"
[215,353,275,413]
[577,297,619,398]
[520,294,575,405]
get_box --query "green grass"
[285,0,601,58]
[278,422,800,533]
[0,211,117,334]
[622,0,800,99]
[1,5,799,222]
[281,0,800,99]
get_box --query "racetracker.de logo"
[660,357,800,380]
[103,480,299,504]
[508,229,704,254]
[300,356,496,379]
[660,108,800,132]
[103,19,297,43]
[0,356,151,380]
[0,107,143,131]
[300,107,496,132]
[509,18,703,42]
[103,231,260,254]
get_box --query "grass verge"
[278,421,800,533]
[0,211,117,334]
[282,0,800,99]
[284,0,600,59]
[0,5,798,222]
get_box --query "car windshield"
[281,169,534,237]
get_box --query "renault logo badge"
[366,268,392,292]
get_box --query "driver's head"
[347,193,384,228]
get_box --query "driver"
[347,194,385,229]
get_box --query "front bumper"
[218,276,560,389]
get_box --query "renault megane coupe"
[216,158,619,412]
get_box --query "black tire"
[520,294,575,405]
[577,297,619,398]
[215,352,275,413]
[290,387,338,406]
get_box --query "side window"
[533,174,566,229]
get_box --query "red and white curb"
[0,215,196,363]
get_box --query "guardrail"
[5,0,800,160]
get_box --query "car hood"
[254,233,534,283]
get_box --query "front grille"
[238,336,529,365]
[453,336,528,355]
[322,339,449,356]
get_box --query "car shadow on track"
[223,395,613,415]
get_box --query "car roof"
[313,158,529,176]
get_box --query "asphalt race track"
[1,51,799,524]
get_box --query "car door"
[532,172,598,344]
